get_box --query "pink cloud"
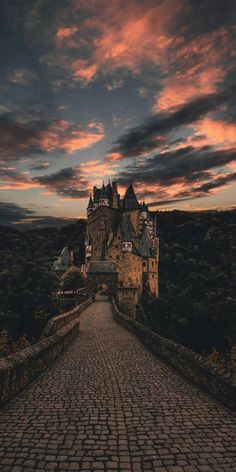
[155,67,226,112]
[190,118,236,149]
[71,59,98,82]
[56,26,79,40]
[35,120,104,154]
[67,0,183,82]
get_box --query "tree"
[0,259,58,339]
[61,267,85,293]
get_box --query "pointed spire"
[123,183,140,210]
[101,182,107,198]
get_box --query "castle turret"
[99,183,109,207]
[123,183,140,211]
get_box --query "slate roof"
[139,228,152,258]
[87,261,118,273]
[123,184,140,211]
[120,214,137,241]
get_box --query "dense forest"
[0,220,86,345]
[141,210,236,356]
[0,210,235,358]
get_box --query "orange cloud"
[36,120,104,154]
[79,160,118,185]
[56,26,79,40]
[71,59,98,82]
[151,24,235,113]
[155,67,226,112]
[68,0,182,82]
[190,118,236,149]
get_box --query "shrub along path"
[0,301,236,471]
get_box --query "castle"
[85,181,159,316]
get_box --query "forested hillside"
[0,210,235,356]
[0,220,86,341]
[143,210,236,355]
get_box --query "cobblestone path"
[0,301,236,472]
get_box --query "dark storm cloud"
[0,201,35,225]
[118,146,236,187]
[0,112,51,161]
[109,85,236,159]
[0,110,104,164]
[34,167,89,198]
[192,171,236,194]
[0,201,76,227]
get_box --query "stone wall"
[0,298,92,406]
[41,297,92,338]
[112,299,236,411]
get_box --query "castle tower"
[123,183,141,233]
[85,180,159,313]
[99,183,109,207]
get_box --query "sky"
[0,0,236,226]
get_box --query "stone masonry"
[0,301,236,471]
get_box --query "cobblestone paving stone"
[0,301,236,472]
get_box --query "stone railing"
[0,297,93,406]
[112,299,236,411]
[41,297,92,338]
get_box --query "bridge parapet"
[112,298,236,411]
[0,297,93,406]
[41,297,92,338]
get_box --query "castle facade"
[85,181,159,315]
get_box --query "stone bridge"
[0,301,236,471]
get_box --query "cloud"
[34,166,89,199]
[106,78,124,91]
[30,162,51,171]
[7,68,38,86]
[0,201,76,227]
[108,86,235,159]
[0,201,35,225]
[118,146,236,186]
[0,112,105,163]
[154,67,226,113]
[0,167,37,190]
[116,144,236,204]
[56,26,79,40]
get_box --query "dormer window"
[122,241,132,252]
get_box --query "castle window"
[143,262,146,267]
[116,255,120,260]
[152,274,155,278]
[152,261,154,267]
[122,241,132,252]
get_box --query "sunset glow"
[0,0,236,226]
